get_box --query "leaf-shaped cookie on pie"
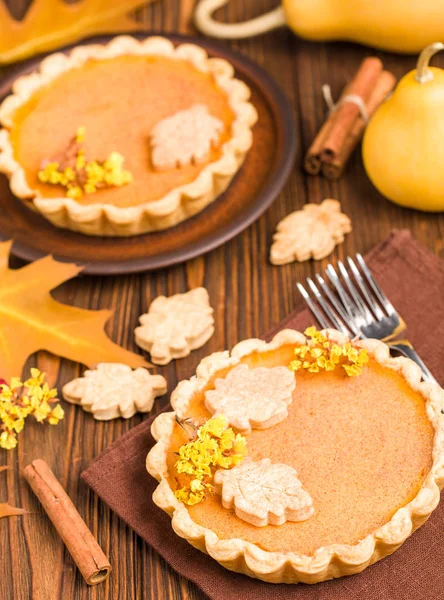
[134,287,214,365]
[150,104,224,170]
[214,458,314,527]
[0,241,148,382]
[204,364,295,433]
[63,363,166,420]
[270,199,352,265]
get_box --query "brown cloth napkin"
[82,230,444,600]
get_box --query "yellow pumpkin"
[195,0,444,54]
[363,43,444,212]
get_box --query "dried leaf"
[0,240,148,382]
[0,502,27,518]
[0,0,155,65]
[0,469,24,519]
[270,199,352,265]
[204,364,295,433]
[214,458,314,527]
[135,288,214,365]
[63,363,167,420]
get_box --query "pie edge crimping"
[146,328,444,584]
[0,35,258,236]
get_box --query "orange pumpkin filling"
[167,345,434,556]
[9,55,234,208]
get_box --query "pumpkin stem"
[415,42,444,83]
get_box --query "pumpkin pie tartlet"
[0,36,257,236]
[146,328,444,584]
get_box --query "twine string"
[322,84,369,123]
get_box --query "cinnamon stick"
[304,118,335,174]
[321,57,383,161]
[24,459,111,586]
[304,72,365,175]
[322,70,397,180]
[304,58,396,178]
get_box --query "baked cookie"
[63,363,166,420]
[135,287,214,365]
[270,199,351,265]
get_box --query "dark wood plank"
[1,1,443,600]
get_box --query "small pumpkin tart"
[0,36,257,236]
[146,328,444,584]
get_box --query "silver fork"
[297,254,439,385]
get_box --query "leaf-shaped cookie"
[134,288,214,365]
[270,199,352,265]
[204,364,295,433]
[151,104,224,170]
[63,363,166,420]
[214,458,314,527]
[0,241,148,382]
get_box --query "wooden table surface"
[1,1,444,599]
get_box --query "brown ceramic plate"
[0,33,296,275]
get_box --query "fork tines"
[297,254,398,340]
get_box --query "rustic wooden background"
[1,1,444,599]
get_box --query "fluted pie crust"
[146,329,444,584]
[0,36,257,236]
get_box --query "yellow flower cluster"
[290,326,369,377]
[175,415,247,506]
[37,126,133,199]
[0,369,64,450]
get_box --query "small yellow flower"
[66,186,82,200]
[310,347,323,359]
[190,479,205,492]
[289,359,302,371]
[10,378,23,390]
[202,414,228,438]
[0,431,17,450]
[174,416,247,505]
[0,370,64,450]
[76,150,86,170]
[317,356,335,371]
[76,126,86,143]
[290,327,368,378]
[37,129,133,199]
[47,403,64,425]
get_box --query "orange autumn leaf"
[0,468,26,518]
[0,241,149,382]
[0,502,27,518]
[0,0,155,65]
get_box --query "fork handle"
[388,341,439,385]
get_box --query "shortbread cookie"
[62,363,167,420]
[135,287,214,365]
[151,104,224,171]
[204,364,295,433]
[270,199,352,265]
[214,458,314,527]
